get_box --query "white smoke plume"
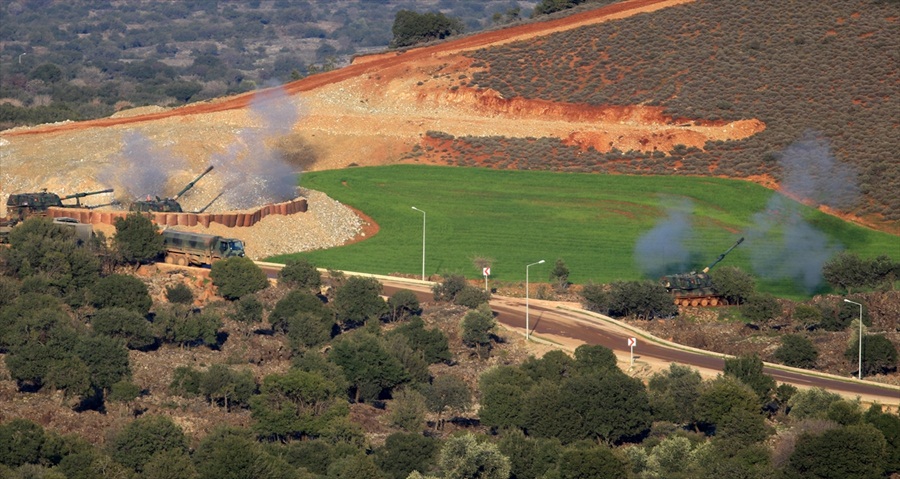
[745,131,858,292]
[213,86,305,209]
[100,131,190,200]
[634,197,696,277]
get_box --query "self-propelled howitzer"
[129,165,214,213]
[6,188,114,223]
[660,237,745,307]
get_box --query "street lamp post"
[411,207,426,281]
[844,299,863,380]
[525,260,545,341]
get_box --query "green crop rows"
[268,165,898,298]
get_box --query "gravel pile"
[165,187,364,260]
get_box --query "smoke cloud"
[745,131,857,292]
[634,197,695,278]
[100,131,190,200]
[633,131,858,292]
[104,86,305,210]
[214,86,305,209]
[779,130,860,210]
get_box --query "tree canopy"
[391,10,464,48]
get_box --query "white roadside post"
[525,260,545,341]
[628,337,637,367]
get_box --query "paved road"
[259,264,900,405]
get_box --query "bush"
[792,304,823,330]
[607,281,677,319]
[454,286,491,309]
[432,274,467,302]
[278,258,321,290]
[286,312,335,352]
[774,334,818,369]
[90,274,152,314]
[108,380,142,402]
[164,283,194,304]
[0,419,46,467]
[549,258,570,292]
[112,213,164,265]
[209,256,268,300]
[461,304,496,358]
[390,316,451,364]
[154,306,221,348]
[388,289,421,320]
[90,307,156,350]
[710,266,755,305]
[376,432,438,479]
[332,276,387,328]
[846,334,898,377]
[391,10,464,48]
[579,282,608,313]
[109,415,188,472]
[821,300,870,332]
[741,293,781,323]
[199,364,257,411]
[232,294,264,327]
[269,289,329,333]
[169,366,203,397]
[787,387,841,419]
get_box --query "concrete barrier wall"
[46,197,308,228]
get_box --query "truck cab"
[218,238,245,257]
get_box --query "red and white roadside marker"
[627,337,637,366]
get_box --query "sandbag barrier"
[47,197,308,228]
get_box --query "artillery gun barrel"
[197,191,224,213]
[88,200,121,209]
[701,237,745,273]
[172,165,214,200]
[61,188,115,207]
[61,188,114,200]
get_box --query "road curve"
[258,264,899,406]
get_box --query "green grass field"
[267,165,898,298]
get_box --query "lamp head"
[538,260,545,264]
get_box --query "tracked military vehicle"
[130,165,213,213]
[5,188,114,223]
[660,237,744,307]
